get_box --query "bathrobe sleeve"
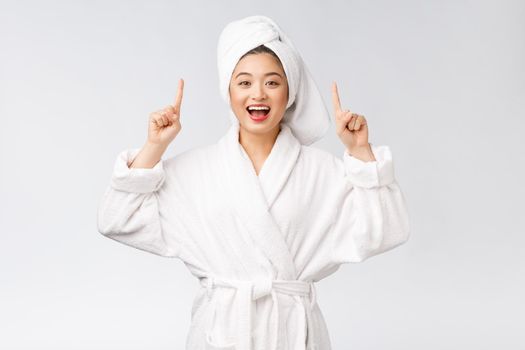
[96,148,180,258]
[330,143,410,263]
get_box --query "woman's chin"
[240,117,277,133]
[236,111,284,134]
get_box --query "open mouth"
[246,106,271,118]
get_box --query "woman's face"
[229,52,289,136]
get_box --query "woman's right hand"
[147,78,185,149]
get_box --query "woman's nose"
[251,83,267,100]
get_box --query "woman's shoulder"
[163,143,218,173]
[295,144,345,180]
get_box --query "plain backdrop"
[1,0,524,349]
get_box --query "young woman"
[98,15,410,350]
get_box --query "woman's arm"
[98,79,185,257]
[328,83,410,262]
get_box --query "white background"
[1,0,524,349]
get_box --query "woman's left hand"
[332,81,375,161]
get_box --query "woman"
[97,15,410,350]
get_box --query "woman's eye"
[238,81,279,86]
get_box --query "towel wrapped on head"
[217,15,331,145]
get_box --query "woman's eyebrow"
[234,72,283,79]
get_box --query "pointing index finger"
[331,81,342,113]
[173,78,184,114]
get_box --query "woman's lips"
[248,111,270,122]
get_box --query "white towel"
[217,15,331,145]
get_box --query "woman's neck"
[238,124,281,170]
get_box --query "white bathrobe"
[97,122,410,350]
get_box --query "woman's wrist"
[346,143,376,162]
[129,142,168,168]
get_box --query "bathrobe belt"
[200,276,319,350]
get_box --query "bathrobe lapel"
[217,123,301,280]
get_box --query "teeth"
[247,106,270,111]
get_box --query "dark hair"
[240,44,280,62]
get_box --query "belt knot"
[252,276,273,300]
